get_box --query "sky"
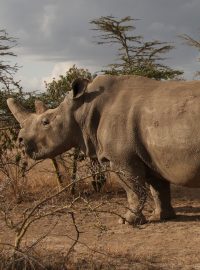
[0,0,200,92]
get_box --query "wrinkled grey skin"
[7,75,200,225]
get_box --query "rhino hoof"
[118,212,146,225]
[118,217,126,224]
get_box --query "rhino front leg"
[111,162,147,225]
[148,178,176,222]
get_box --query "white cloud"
[16,75,42,92]
[42,62,76,86]
[14,58,102,92]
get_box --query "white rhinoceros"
[7,75,200,224]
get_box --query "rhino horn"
[7,98,30,123]
[35,99,47,114]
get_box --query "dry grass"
[0,158,200,270]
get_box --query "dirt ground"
[0,183,200,270]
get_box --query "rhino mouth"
[27,147,60,160]
[31,151,44,160]
[29,149,50,160]
[23,140,50,160]
[24,141,65,160]
[24,145,47,160]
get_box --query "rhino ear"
[35,100,47,114]
[71,78,89,99]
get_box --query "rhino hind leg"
[111,161,148,225]
[148,178,176,222]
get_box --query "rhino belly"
[148,145,200,187]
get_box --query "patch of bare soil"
[0,185,200,269]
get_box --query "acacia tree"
[0,29,24,127]
[90,16,183,80]
[0,30,29,201]
[0,29,20,91]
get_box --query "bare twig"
[64,211,81,262]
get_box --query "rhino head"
[7,78,89,160]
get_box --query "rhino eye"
[42,118,50,126]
